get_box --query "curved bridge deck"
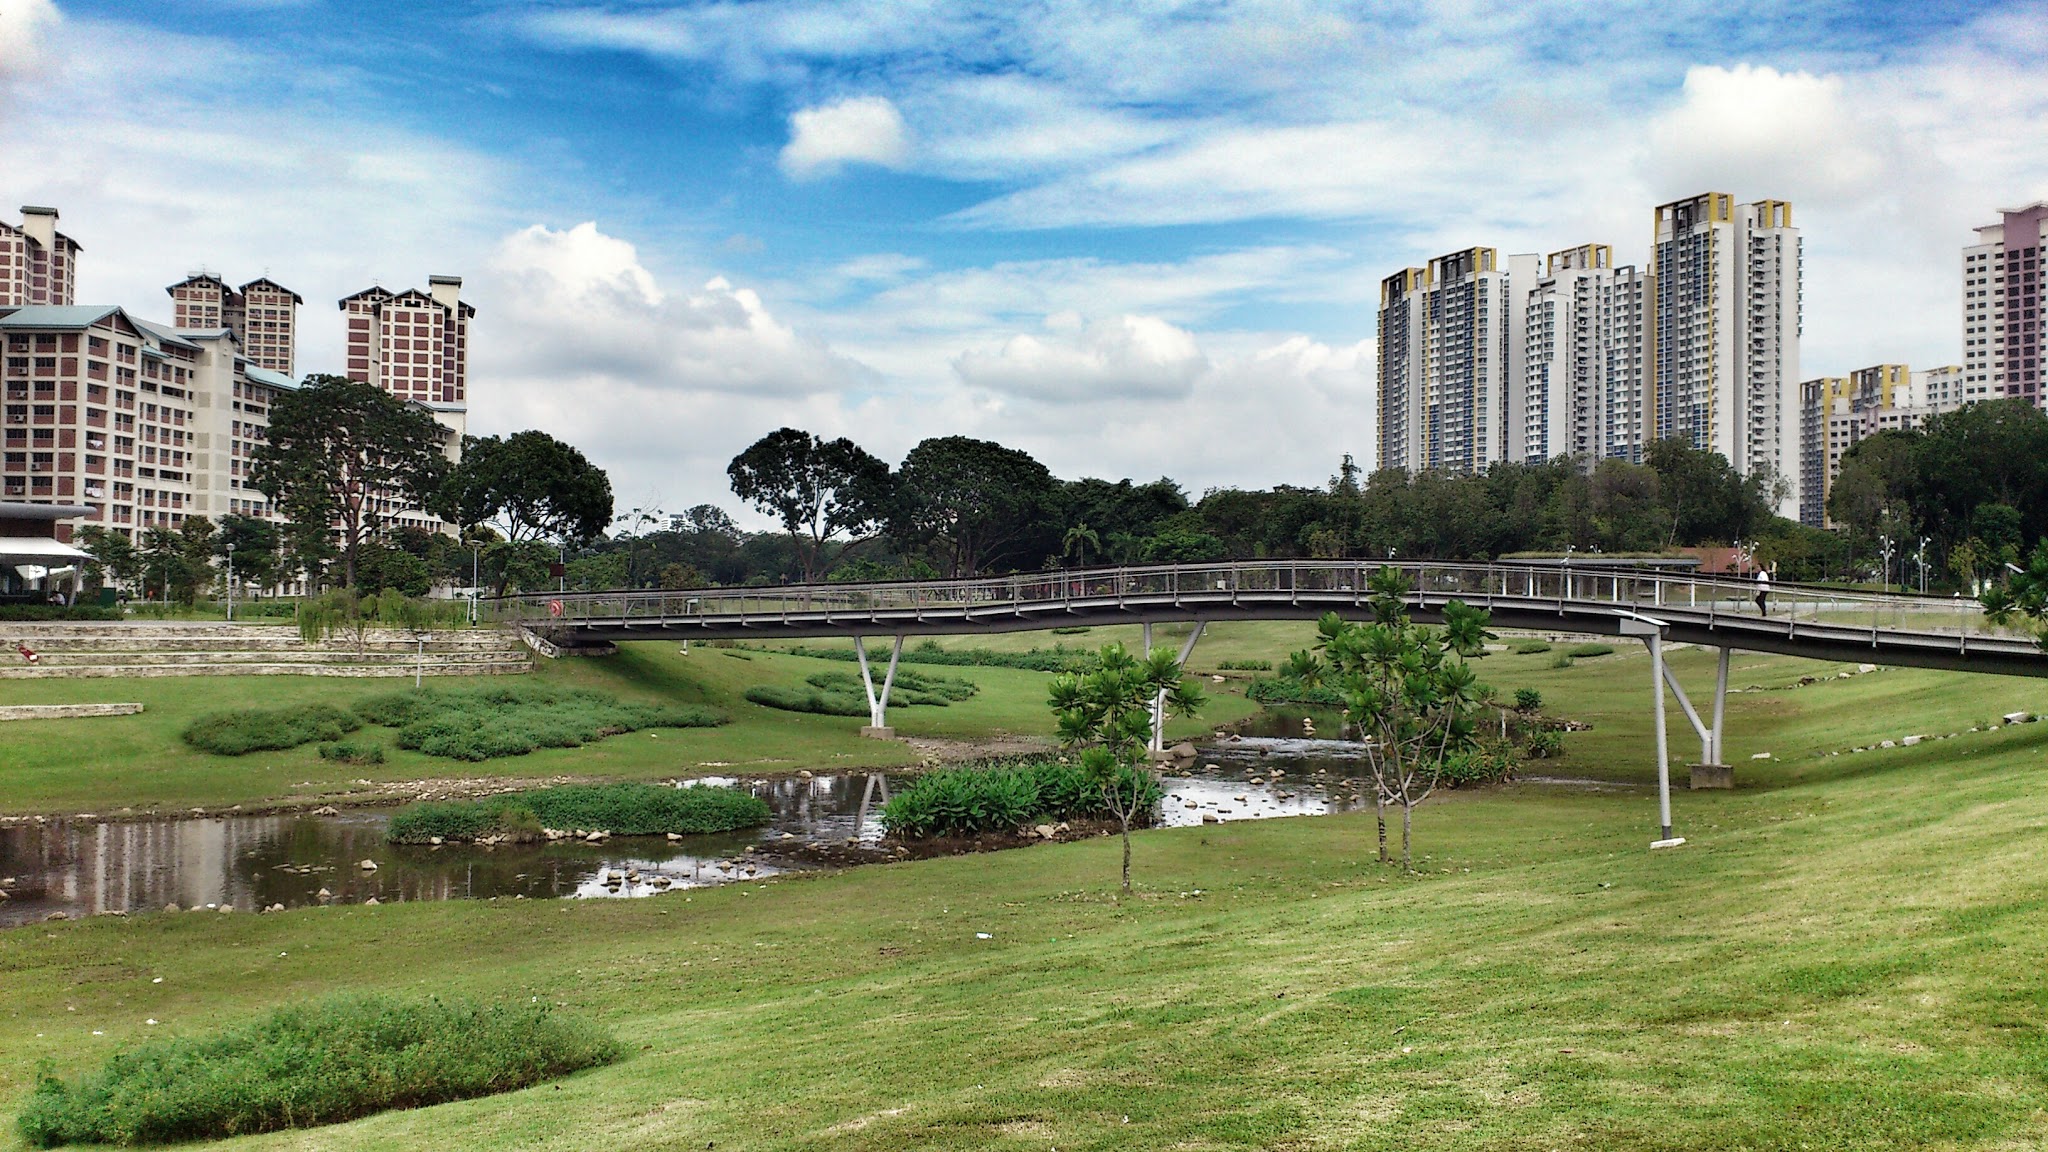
[488,560,2048,678]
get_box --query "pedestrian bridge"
[492,561,2048,847]
[490,559,2047,679]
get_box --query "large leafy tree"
[444,430,613,548]
[250,375,450,590]
[894,436,1058,577]
[215,513,283,595]
[1313,568,1493,870]
[1048,643,1205,893]
[71,525,138,592]
[727,428,891,583]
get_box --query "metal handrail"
[481,560,2032,645]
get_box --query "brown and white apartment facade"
[0,304,297,543]
[168,273,303,377]
[0,206,80,309]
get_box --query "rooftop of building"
[0,304,129,331]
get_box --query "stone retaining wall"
[0,703,145,721]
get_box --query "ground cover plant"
[353,683,724,762]
[180,703,362,756]
[879,758,1165,839]
[386,781,770,843]
[780,639,1099,673]
[15,993,619,1147]
[1565,642,1616,657]
[317,739,386,765]
[744,667,981,716]
[1508,637,1553,654]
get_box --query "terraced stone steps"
[0,622,531,679]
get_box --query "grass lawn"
[5,637,2048,1147]
[0,639,1260,816]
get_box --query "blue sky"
[3,0,2046,520]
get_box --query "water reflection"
[1,751,1381,927]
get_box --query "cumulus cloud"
[955,313,1207,402]
[1645,65,1897,207]
[779,95,911,178]
[484,221,873,397]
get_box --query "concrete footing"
[1690,763,1734,790]
[860,726,897,740]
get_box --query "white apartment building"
[1649,194,1802,516]
[1377,246,1537,475]
[1523,243,1648,464]
[1963,203,2048,405]
[0,206,80,308]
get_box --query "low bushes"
[317,739,386,765]
[1565,643,1615,658]
[353,684,724,762]
[1246,677,1346,707]
[1508,638,1553,655]
[0,604,123,622]
[1217,659,1273,671]
[747,668,980,716]
[181,703,361,756]
[386,782,769,843]
[881,759,1165,839]
[1438,742,1522,788]
[783,640,1098,674]
[16,993,620,1148]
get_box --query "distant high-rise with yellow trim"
[1376,246,1538,475]
[1523,243,1648,464]
[1648,193,1802,515]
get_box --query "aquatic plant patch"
[180,703,362,756]
[353,685,724,762]
[15,993,621,1147]
[386,781,769,843]
[881,759,1164,839]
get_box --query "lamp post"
[1879,533,1894,593]
[225,542,235,622]
[468,540,481,627]
[1917,537,1929,595]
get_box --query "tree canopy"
[249,375,451,589]
[727,428,892,583]
[445,430,614,547]
[894,436,1058,577]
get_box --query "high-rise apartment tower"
[1963,203,2048,405]
[0,207,80,308]
[167,274,302,377]
[1648,193,1802,516]
[1523,243,1648,464]
[1377,247,1537,475]
[339,276,472,447]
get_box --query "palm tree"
[1062,523,1100,567]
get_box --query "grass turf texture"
[351,684,726,762]
[880,759,1164,838]
[0,641,1252,815]
[745,668,980,717]
[16,994,619,1147]
[9,665,2048,1147]
[386,782,770,844]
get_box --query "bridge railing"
[483,560,2037,644]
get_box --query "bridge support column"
[1143,621,1207,752]
[854,635,904,739]
[1654,645,1734,790]
[1620,617,1684,848]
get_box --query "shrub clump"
[354,684,724,762]
[1246,677,1346,707]
[317,739,386,765]
[1509,638,1553,655]
[747,668,979,716]
[783,639,1099,674]
[15,993,621,1148]
[1217,659,1274,671]
[881,759,1164,839]
[1565,642,1615,658]
[387,781,770,844]
[181,703,361,756]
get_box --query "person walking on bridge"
[1755,566,1772,616]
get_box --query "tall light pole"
[468,540,481,626]
[224,542,235,622]
[1918,537,1929,595]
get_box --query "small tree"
[1047,643,1205,893]
[1983,539,2048,642]
[72,525,138,594]
[1315,568,1493,869]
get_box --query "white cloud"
[955,313,1208,402]
[779,95,911,179]
[0,0,60,82]
[1645,65,1897,207]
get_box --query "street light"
[225,542,235,622]
[1917,537,1929,595]
[468,540,481,627]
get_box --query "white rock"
[364,897,380,906]
[358,859,378,871]
[1902,735,1923,746]
[1880,740,1897,749]
[1750,752,1772,760]
[2005,711,2034,725]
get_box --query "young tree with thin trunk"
[250,375,450,590]
[1047,643,1205,893]
[1314,568,1493,870]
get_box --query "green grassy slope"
[3,638,2048,1147]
